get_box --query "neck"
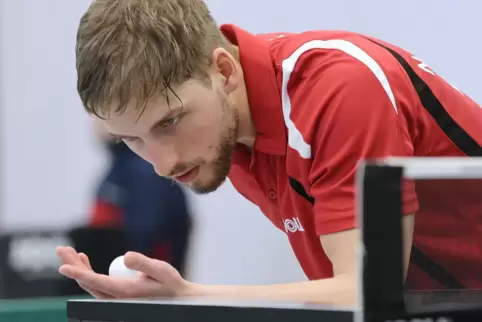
[233,76,256,148]
[228,45,256,148]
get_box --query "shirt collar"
[221,24,287,156]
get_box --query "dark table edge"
[67,299,354,322]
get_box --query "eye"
[160,116,180,128]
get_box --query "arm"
[197,217,413,305]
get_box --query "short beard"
[191,100,239,195]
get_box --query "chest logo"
[284,217,305,233]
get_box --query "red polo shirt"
[222,24,482,289]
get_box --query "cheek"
[183,130,214,158]
[179,118,220,154]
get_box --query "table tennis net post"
[357,162,406,322]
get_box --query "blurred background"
[0,0,481,320]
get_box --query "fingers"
[124,252,184,289]
[60,265,129,296]
[57,247,111,298]
[59,264,160,298]
[56,246,83,266]
[76,253,112,298]
[123,252,149,271]
[79,253,92,270]
[124,252,170,281]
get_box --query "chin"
[189,173,229,195]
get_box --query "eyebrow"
[108,106,183,140]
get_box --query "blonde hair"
[76,0,232,117]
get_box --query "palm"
[56,246,190,299]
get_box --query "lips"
[173,166,200,183]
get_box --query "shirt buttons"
[268,189,277,200]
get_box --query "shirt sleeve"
[294,58,419,236]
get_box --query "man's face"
[101,78,239,194]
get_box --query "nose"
[144,142,179,177]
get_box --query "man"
[57,0,482,305]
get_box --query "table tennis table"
[66,158,482,322]
[66,293,482,322]
[67,297,352,322]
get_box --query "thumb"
[123,251,181,283]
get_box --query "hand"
[56,246,200,299]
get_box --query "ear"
[211,47,241,94]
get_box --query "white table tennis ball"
[108,255,138,277]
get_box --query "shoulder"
[266,32,414,163]
[267,31,405,112]
[274,33,401,126]
[266,30,399,74]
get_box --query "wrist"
[179,281,206,297]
